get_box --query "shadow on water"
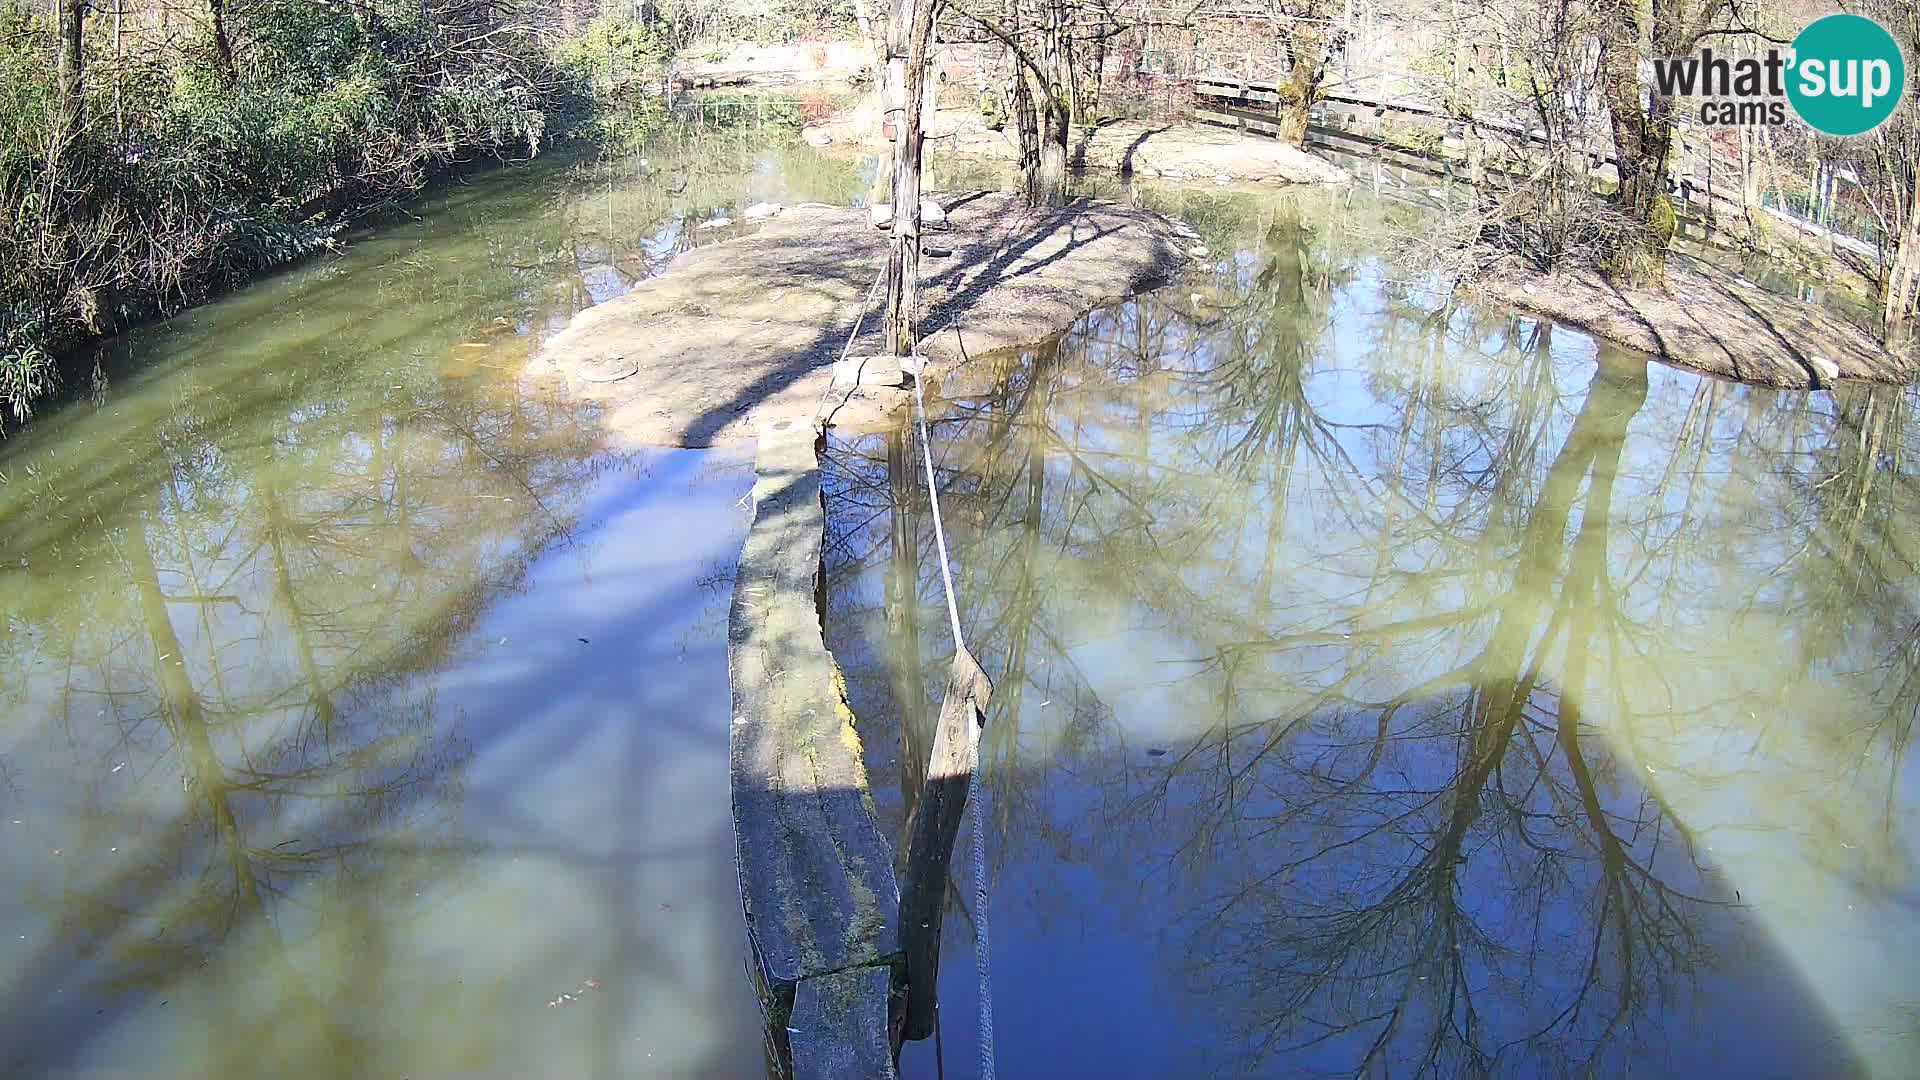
[822,186,1920,1079]
[0,105,882,1079]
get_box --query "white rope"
[907,340,994,1080]
[909,369,965,648]
[826,255,993,1080]
[813,264,890,428]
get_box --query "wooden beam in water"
[896,646,993,1043]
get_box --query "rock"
[803,127,834,146]
[1809,354,1841,383]
[868,200,950,230]
[697,216,733,230]
[1522,283,1540,296]
[1190,245,1209,257]
[832,353,906,388]
[743,201,783,221]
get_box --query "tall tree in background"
[1592,0,1734,277]
[1863,0,1920,333]
[955,0,1077,204]
[884,0,940,353]
[55,0,86,133]
[207,0,237,82]
[1270,3,1340,147]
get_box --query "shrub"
[0,0,578,423]
[553,15,672,90]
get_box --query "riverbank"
[676,39,868,88]
[0,1,632,425]
[528,191,1195,447]
[1478,257,1915,388]
[804,102,1348,185]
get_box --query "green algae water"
[0,112,879,1079]
[8,102,1920,1079]
[825,186,1920,1079]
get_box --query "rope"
[907,334,994,1080]
[813,263,890,430]
[825,214,994,1076]
[969,745,995,1080]
[910,369,964,647]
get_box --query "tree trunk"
[208,0,236,82]
[1010,61,1041,201]
[1037,95,1068,205]
[1595,0,1685,280]
[853,0,888,80]
[1021,10,1071,205]
[1089,22,1107,121]
[883,0,939,355]
[56,0,85,133]
[1882,168,1920,336]
[1738,124,1764,245]
[1275,24,1328,149]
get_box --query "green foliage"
[0,309,53,424]
[553,16,672,87]
[1648,193,1678,246]
[0,0,605,424]
[551,15,673,153]
[981,92,1005,131]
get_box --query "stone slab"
[832,354,906,388]
[525,193,1193,446]
[789,968,898,1080]
[728,429,903,996]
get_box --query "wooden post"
[884,0,940,356]
[896,647,992,1044]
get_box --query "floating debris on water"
[546,978,606,1009]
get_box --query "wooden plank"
[729,428,904,1074]
[896,648,993,1042]
[790,969,898,1080]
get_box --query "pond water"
[824,186,1920,1079]
[0,112,881,1078]
[6,97,1918,1080]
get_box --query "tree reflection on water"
[824,188,1920,1078]
[0,122,821,1077]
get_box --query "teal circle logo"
[1787,14,1906,136]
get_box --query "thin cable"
[968,752,994,1080]
[813,263,890,428]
